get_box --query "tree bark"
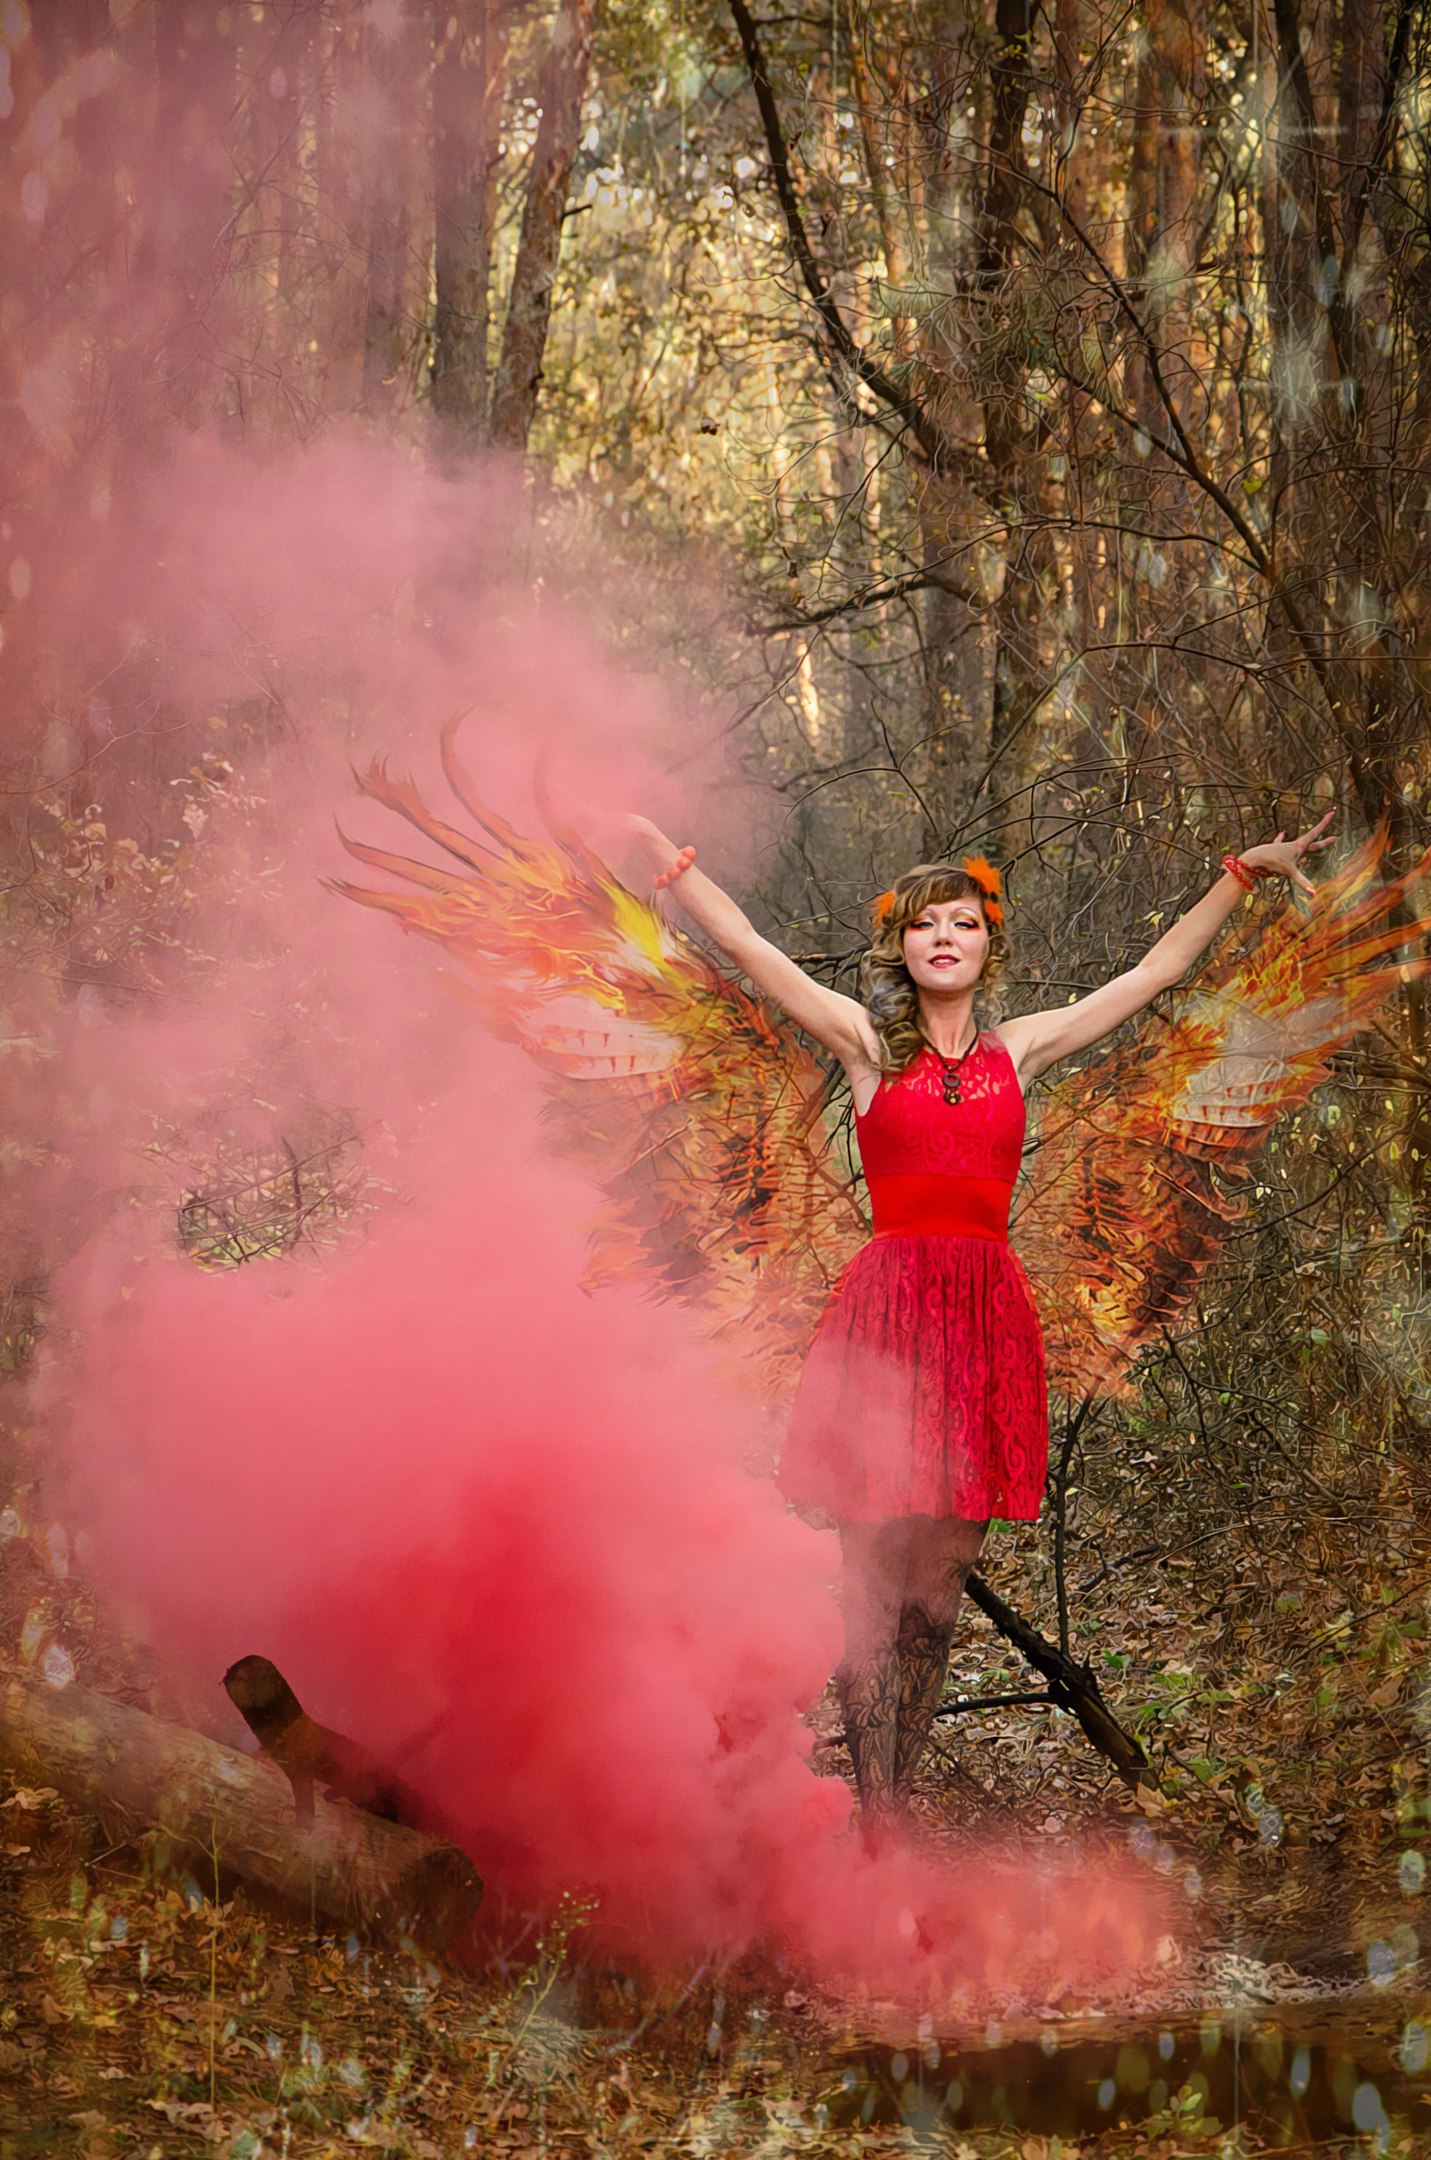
[972,0,1050,828]
[135,0,237,427]
[431,0,510,437]
[30,0,110,71]
[358,8,430,413]
[0,1677,482,1950]
[488,0,597,453]
[1126,0,1204,427]
[977,0,1035,287]
[912,0,987,823]
[846,4,911,354]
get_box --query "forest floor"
[2,1448,1429,2157]
[2,1748,1428,2160]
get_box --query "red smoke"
[64,1077,1158,1998]
[54,964,1159,2007]
[17,431,1164,2011]
[4,5,1162,2012]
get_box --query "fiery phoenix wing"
[1013,829,1431,1398]
[336,755,1431,1410]
[329,726,867,1397]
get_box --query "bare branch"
[725,0,945,464]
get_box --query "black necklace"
[931,1028,979,1106]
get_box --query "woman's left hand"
[1238,811,1336,896]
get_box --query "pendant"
[932,1031,975,1107]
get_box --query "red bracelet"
[1221,853,1256,891]
[653,845,696,892]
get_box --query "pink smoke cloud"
[0,0,1167,2018]
[53,1020,1160,2006]
[8,421,1161,2009]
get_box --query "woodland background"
[2,0,1431,2148]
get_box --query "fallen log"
[0,1674,482,1948]
[961,1572,1148,1786]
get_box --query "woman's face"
[901,895,989,994]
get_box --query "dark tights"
[836,1515,986,1835]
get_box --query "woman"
[627,813,1333,1837]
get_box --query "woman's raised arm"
[1001,815,1335,1085]
[626,820,878,1071]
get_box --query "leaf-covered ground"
[4,1445,1431,2160]
[934,1521,1427,1989]
[2,1758,1429,2160]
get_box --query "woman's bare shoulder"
[989,1014,1037,1060]
[983,1018,1033,1095]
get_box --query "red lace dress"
[777,1032,1048,1522]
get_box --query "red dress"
[777,1032,1048,1522]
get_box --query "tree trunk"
[973,0,1050,835]
[489,0,597,454]
[914,0,987,827]
[30,0,110,71]
[317,7,368,413]
[431,0,510,438]
[354,7,431,413]
[0,1677,482,1951]
[847,6,911,356]
[136,0,238,428]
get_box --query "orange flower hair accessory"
[961,855,1005,928]
[869,861,1007,930]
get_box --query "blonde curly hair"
[859,863,1010,1072]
